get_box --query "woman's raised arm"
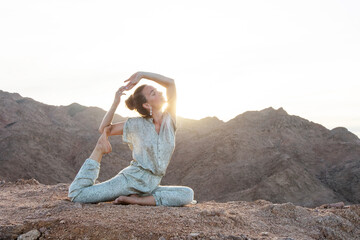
[124,71,174,89]
[98,86,127,134]
[137,72,174,88]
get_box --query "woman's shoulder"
[163,110,177,132]
[163,109,175,119]
[125,116,146,127]
[126,116,141,120]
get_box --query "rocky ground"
[1,179,359,240]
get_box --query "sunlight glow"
[0,0,359,137]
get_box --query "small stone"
[260,232,269,236]
[189,232,200,237]
[319,202,345,209]
[158,236,166,240]
[200,209,224,217]
[228,235,246,240]
[39,227,46,233]
[17,229,41,240]
[44,230,50,237]
[60,220,65,224]
[74,202,83,208]
[328,202,345,209]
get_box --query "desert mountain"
[0,89,359,207]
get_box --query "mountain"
[164,106,360,207]
[0,90,130,185]
[0,89,359,207]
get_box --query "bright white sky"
[1,0,359,137]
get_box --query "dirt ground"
[0,179,359,240]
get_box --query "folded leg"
[68,158,137,203]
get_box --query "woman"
[68,71,196,207]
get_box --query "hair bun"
[125,94,136,110]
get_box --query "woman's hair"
[125,84,151,118]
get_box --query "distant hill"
[0,89,359,207]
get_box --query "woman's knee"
[68,188,84,203]
[182,186,194,204]
[68,185,95,203]
[68,190,100,204]
[152,186,194,207]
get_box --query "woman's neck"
[151,110,163,125]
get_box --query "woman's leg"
[150,185,195,207]
[68,127,135,203]
[113,185,195,207]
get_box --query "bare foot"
[113,195,139,205]
[97,126,112,154]
[113,194,156,206]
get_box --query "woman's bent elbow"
[98,124,111,134]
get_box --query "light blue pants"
[68,158,196,207]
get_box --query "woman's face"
[142,85,166,110]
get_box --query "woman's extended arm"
[98,101,119,134]
[137,71,174,88]
[124,71,174,89]
[98,86,127,134]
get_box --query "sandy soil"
[1,179,359,240]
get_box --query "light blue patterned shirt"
[122,110,177,177]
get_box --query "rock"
[189,232,200,237]
[330,127,359,142]
[319,202,345,209]
[74,202,83,208]
[17,229,41,240]
[15,179,40,185]
[200,209,225,217]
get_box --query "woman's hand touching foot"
[89,125,112,163]
[97,125,112,154]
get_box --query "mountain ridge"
[0,89,359,207]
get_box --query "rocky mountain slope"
[163,107,360,207]
[0,89,359,207]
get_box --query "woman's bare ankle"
[97,130,112,154]
[89,146,103,163]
